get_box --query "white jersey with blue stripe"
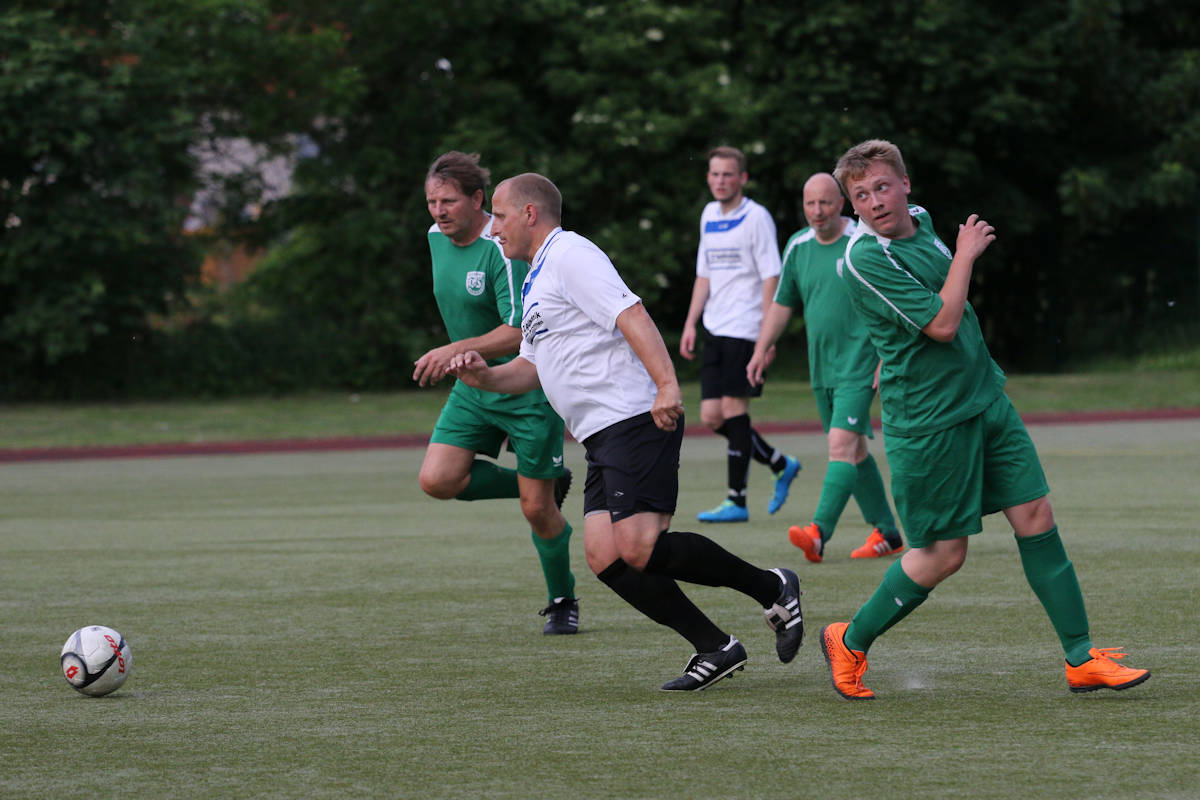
[695,197,782,341]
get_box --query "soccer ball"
[60,625,132,697]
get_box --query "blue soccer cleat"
[697,499,749,523]
[768,455,802,515]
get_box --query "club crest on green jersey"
[465,270,486,296]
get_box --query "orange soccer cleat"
[819,622,874,700]
[788,523,824,563]
[1066,647,1151,693]
[850,528,904,559]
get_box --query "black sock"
[596,559,728,652]
[750,426,787,472]
[644,530,780,607]
[722,414,751,506]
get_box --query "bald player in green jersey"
[415,151,578,635]
[817,139,1149,699]
[747,173,903,562]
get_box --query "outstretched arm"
[446,352,541,395]
[413,324,522,387]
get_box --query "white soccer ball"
[60,625,132,697]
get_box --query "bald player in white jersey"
[448,172,805,691]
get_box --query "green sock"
[813,460,858,542]
[455,459,520,501]
[1016,527,1093,665]
[854,454,900,537]
[532,521,575,603]
[844,558,931,652]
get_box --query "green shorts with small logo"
[430,389,566,480]
[884,393,1049,549]
[813,385,876,437]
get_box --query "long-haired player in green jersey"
[818,139,1149,698]
[414,151,578,635]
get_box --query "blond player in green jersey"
[414,151,578,635]
[747,173,903,561]
[818,139,1149,698]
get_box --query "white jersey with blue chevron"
[517,227,657,441]
[695,197,782,341]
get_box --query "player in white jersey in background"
[681,146,801,523]
[448,172,805,691]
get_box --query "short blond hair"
[707,145,747,173]
[501,173,562,225]
[833,139,907,195]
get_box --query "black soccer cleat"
[539,597,580,635]
[660,637,747,691]
[764,567,804,663]
[553,467,573,509]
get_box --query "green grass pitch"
[2,421,1197,798]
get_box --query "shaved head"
[804,172,841,197]
[497,173,562,227]
[802,171,848,244]
[491,172,564,262]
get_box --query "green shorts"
[430,390,565,480]
[884,393,1048,548]
[813,385,876,437]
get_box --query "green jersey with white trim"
[838,205,1004,437]
[776,219,876,389]
[427,219,546,408]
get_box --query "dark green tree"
[0,1,355,396]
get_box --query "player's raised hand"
[956,214,996,261]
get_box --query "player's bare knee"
[928,545,968,581]
[614,538,653,570]
[522,505,561,535]
[519,492,555,523]
[941,550,967,579]
[584,532,617,574]
[828,441,858,462]
[827,429,861,461]
[418,470,459,500]
[1006,495,1056,536]
[585,550,609,575]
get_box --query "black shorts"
[581,412,683,523]
[700,334,763,399]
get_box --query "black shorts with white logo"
[581,412,683,522]
[700,333,763,399]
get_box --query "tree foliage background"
[3,0,1198,398]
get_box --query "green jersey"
[776,220,877,389]
[839,205,1005,437]
[427,219,546,409]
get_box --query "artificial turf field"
[2,420,1197,799]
